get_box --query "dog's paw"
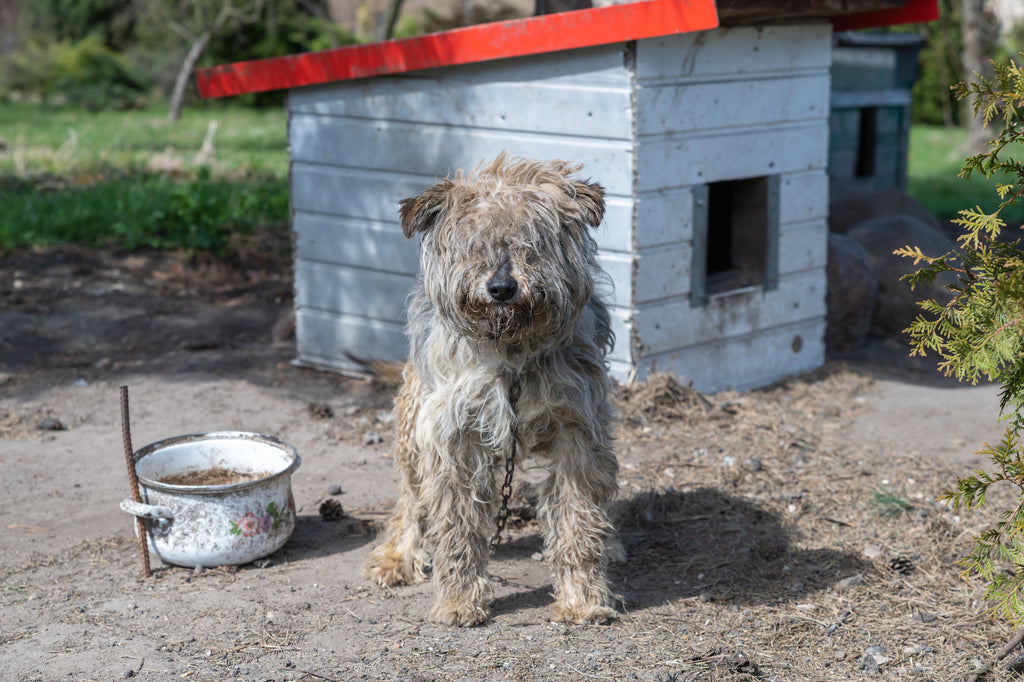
[551,602,618,625]
[366,561,409,587]
[431,598,490,627]
[365,554,418,587]
[365,541,431,587]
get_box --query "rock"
[328,484,343,496]
[36,417,65,431]
[834,574,865,591]
[859,653,880,674]
[846,215,957,336]
[860,646,889,673]
[829,186,946,236]
[826,232,877,355]
[363,430,383,445]
[862,543,883,559]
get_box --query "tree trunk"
[375,0,405,42]
[534,0,591,15]
[0,0,22,55]
[167,0,267,123]
[961,0,1000,152]
[169,30,212,123]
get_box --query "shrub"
[910,0,963,126]
[1,33,147,110]
[26,0,137,50]
[898,56,1024,623]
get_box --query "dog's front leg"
[539,433,619,624]
[423,440,497,627]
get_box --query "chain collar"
[490,375,521,552]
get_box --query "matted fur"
[365,154,620,626]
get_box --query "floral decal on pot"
[230,501,290,537]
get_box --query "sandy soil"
[0,246,1019,681]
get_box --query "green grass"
[0,102,289,254]
[1,169,288,253]
[907,124,1020,226]
[0,101,288,176]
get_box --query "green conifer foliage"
[898,56,1024,623]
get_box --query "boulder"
[826,233,877,355]
[829,186,946,236]
[846,215,957,337]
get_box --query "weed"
[870,488,915,517]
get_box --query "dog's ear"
[571,180,605,229]
[399,181,452,239]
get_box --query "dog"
[365,153,619,626]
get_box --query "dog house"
[830,31,926,192]
[197,0,937,392]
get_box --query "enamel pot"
[120,431,300,568]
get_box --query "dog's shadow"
[271,514,377,562]
[493,487,867,614]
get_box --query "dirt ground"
[0,246,1021,681]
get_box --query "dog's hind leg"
[364,475,429,586]
[539,432,619,624]
[365,369,430,587]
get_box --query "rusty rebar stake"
[120,386,151,578]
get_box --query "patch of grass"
[870,487,916,517]
[0,169,288,254]
[0,101,287,176]
[0,102,289,254]
[907,124,1020,226]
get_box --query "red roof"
[831,0,938,31]
[195,0,938,99]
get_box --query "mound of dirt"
[616,372,714,427]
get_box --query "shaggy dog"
[365,154,619,626]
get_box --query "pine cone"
[319,499,345,521]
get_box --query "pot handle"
[120,499,175,520]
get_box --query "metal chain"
[490,377,521,552]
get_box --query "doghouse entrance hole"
[855,106,878,178]
[691,175,779,307]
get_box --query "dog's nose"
[486,272,518,302]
